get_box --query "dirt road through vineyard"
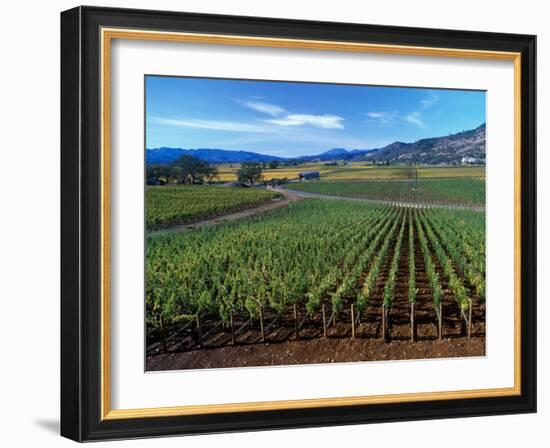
[275,186,485,212]
[148,189,302,235]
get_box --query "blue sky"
[146,76,486,157]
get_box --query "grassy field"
[215,163,485,182]
[215,163,338,182]
[146,185,281,229]
[285,178,485,206]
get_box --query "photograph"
[144,75,487,371]
[57,5,537,442]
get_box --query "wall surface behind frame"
[0,0,546,447]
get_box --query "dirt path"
[275,187,485,213]
[148,189,303,236]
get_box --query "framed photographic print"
[60,6,537,442]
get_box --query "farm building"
[461,156,483,165]
[299,171,320,181]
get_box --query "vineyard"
[146,185,281,229]
[285,178,485,207]
[146,198,486,358]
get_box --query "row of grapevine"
[383,211,407,309]
[285,178,485,207]
[330,208,399,314]
[408,210,417,304]
[414,209,443,310]
[427,213,485,301]
[357,208,403,310]
[438,211,486,260]
[305,206,396,314]
[418,211,471,312]
[432,210,486,294]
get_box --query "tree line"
[146,154,265,186]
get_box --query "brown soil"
[146,336,485,371]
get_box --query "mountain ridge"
[362,123,486,164]
[146,147,285,164]
[146,123,485,165]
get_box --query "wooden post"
[259,305,265,342]
[196,314,203,348]
[468,299,473,340]
[322,305,327,338]
[410,303,415,342]
[382,303,387,342]
[293,304,299,339]
[229,311,235,346]
[351,304,356,338]
[159,315,168,353]
[438,303,443,341]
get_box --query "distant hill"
[295,148,371,162]
[146,147,285,164]
[360,124,486,165]
[146,123,485,165]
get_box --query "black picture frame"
[61,5,536,442]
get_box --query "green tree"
[146,164,173,183]
[237,162,263,186]
[172,155,217,185]
[203,165,219,184]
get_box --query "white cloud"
[366,111,398,126]
[369,93,437,129]
[150,116,274,133]
[404,112,425,128]
[266,114,345,129]
[153,97,346,139]
[237,99,344,129]
[237,100,287,117]
[420,92,439,109]
[367,112,384,118]
[403,92,438,128]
